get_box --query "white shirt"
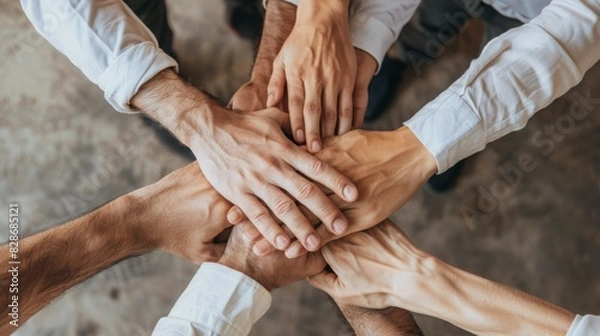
[152,263,271,336]
[20,0,415,113]
[405,0,600,173]
[152,262,600,336]
[567,315,600,336]
[483,0,550,22]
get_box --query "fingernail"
[275,234,289,250]
[311,140,322,152]
[267,93,274,106]
[253,241,270,256]
[343,185,358,200]
[285,244,302,259]
[228,208,242,223]
[296,129,305,143]
[333,218,348,235]
[306,234,321,251]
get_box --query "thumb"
[267,58,286,107]
[227,205,246,224]
[259,107,292,136]
[307,269,339,294]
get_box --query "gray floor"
[1,0,599,335]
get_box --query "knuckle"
[324,110,337,122]
[290,96,304,108]
[306,101,321,115]
[249,208,268,223]
[297,182,315,199]
[311,158,326,175]
[274,198,294,216]
[340,106,353,118]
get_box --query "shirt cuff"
[404,90,487,173]
[97,42,178,113]
[566,315,600,336]
[350,15,395,73]
[154,262,272,336]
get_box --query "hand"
[352,48,378,129]
[311,220,576,336]
[308,219,436,310]
[231,127,437,257]
[196,107,358,253]
[219,221,326,291]
[132,70,359,254]
[128,163,232,263]
[229,77,269,112]
[267,0,356,152]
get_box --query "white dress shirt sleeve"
[152,263,272,336]
[566,315,600,336]
[20,0,178,113]
[405,0,600,173]
[272,0,419,73]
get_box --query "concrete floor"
[1,0,599,335]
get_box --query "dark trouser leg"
[124,0,176,59]
[123,1,193,158]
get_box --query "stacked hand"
[266,0,357,152]
[220,221,326,291]
[229,127,437,258]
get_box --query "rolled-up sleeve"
[152,263,272,336]
[405,0,600,173]
[20,0,178,113]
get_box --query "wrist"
[296,0,349,23]
[391,127,438,178]
[131,69,218,149]
[95,194,154,257]
[218,258,275,291]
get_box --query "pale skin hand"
[219,221,326,291]
[0,163,232,333]
[229,126,437,257]
[309,220,576,336]
[267,0,356,152]
[132,69,358,253]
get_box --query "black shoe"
[364,57,405,122]
[427,160,465,192]
[140,116,195,161]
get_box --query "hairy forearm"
[402,261,574,336]
[131,68,219,149]
[0,195,149,332]
[252,0,297,81]
[338,304,422,336]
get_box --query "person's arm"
[0,163,233,334]
[19,0,177,113]
[404,0,600,173]
[337,304,423,336]
[22,0,358,256]
[229,0,297,112]
[309,220,577,336]
[152,221,326,336]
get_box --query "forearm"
[405,0,600,173]
[0,195,149,332]
[252,0,297,81]
[131,68,218,149]
[338,304,422,336]
[402,261,575,336]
